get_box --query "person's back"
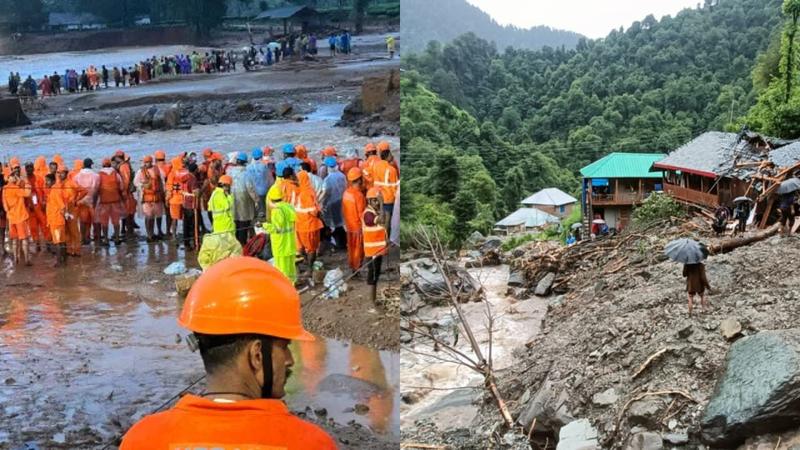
[247,159,271,197]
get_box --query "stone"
[480,236,503,253]
[628,398,663,428]
[278,102,293,116]
[556,419,600,450]
[592,388,618,407]
[466,230,485,248]
[663,432,689,444]
[625,432,663,450]
[518,378,575,432]
[80,128,93,136]
[501,431,531,449]
[720,318,743,340]
[400,331,412,344]
[535,272,556,296]
[353,403,369,414]
[667,419,678,430]
[314,407,327,417]
[700,329,800,447]
[235,100,254,113]
[508,270,525,287]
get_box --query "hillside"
[402,0,785,245]
[400,0,584,53]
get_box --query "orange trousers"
[30,207,51,242]
[346,231,364,271]
[50,226,66,244]
[65,217,80,255]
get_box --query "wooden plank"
[759,196,775,229]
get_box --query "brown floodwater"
[0,242,398,448]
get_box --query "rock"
[720,318,743,340]
[548,295,565,309]
[535,272,556,296]
[163,261,187,275]
[700,329,800,447]
[400,330,412,344]
[4,377,15,385]
[401,390,424,405]
[175,269,202,298]
[353,403,369,415]
[556,418,600,450]
[314,407,327,417]
[501,431,531,449]
[278,103,293,116]
[625,432,663,450]
[140,106,157,127]
[628,398,663,428]
[518,378,575,432]
[110,264,123,272]
[667,419,678,430]
[80,128,93,136]
[592,388,618,407]
[152,103,181,129]
[400,291,424,316]
[235,100,254,113]
[466,231,485,248]
[663,432,689,445]
[508,270,525,287]
[480,236,503,254]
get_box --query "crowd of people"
[0,141,399,299]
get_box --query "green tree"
[782,0,800,101]
[452,190,478,245]
[352,0,370,33]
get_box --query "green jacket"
[264,201,296,257]
[208,187,235,234]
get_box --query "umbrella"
[733,196,753,204]
[776,178,800,195]
[571,223,583,230]
[664,238,707,264]
[592,219,606,224]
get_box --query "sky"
[464,0,702,39]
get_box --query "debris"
[556,418,600,450]
[110,264,123,272]
[534,272,556,296]
[323,268,346,299]
[625,431,663,450]
[401,258,483,307]
[507,269,525,287]
[719,318,742,340]
[163,261,187,275]
[592,388,619,407]
[632,348,669,379]
[662,432,689,444]
[353,403,370,415]
[175,269,202,298]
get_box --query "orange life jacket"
[362,206,386,257]
[141,167,164,203]
[98,170,122,204]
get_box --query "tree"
[452,190,478,245]
[430,149,460,203]
[782,0,800,101]
[353,0,370,33]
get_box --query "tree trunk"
[709,223,780,255]
[353,0,369,34]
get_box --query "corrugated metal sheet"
[496,207,560,228]
[521,188,577,206]
[254,6,316,20]
[580,152,666,179]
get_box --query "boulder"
[278,102,293,116]
[592,388,618,407]
[235,100,254,113]
[480,236,503,254]
[508,270,525,287]
[466,231,485,248]
[517,378,575,432]
[700,329,800,447]
[625,432,663,450]
[556,419,599,450]
[151,103,181,129]
[720,318,743,341]
[80,128,93,136]
[627,398,663,428]
[535,272,556,296]
[662,432,689,445]
[140,106,157,127]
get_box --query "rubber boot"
[369,284,377,304]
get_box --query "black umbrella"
[571,223,583,230]
[776,178,800,195]
[664,238,706,264]
[733,196,753,204]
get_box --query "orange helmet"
[57,164,68,173]
[202,148,213,158]
[114,149,125,158]
[366,187,381,199]
[347,167,362,182]
[364,142,377,154]
[262,146,273,156]
[377,141,391,152]
[218,174,233,185]
[322,146,337,157]
[9,157,20,169]
[294,144,308,159]
[143,155,153,163]
[178,257,314,341]
[154,150,166,160]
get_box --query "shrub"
[632,193,685,226]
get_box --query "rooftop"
[580,152,666,179]
[48,12,104,26]
[496,207,560,228]
[254,5,318,20]
[521,188,577,206]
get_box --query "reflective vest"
[373,160,399,204]
[362,206,386,257]
[98,170,122,204]
[140,168,164,203]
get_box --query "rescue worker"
[363,187,388,303]
[318,146,338,179]
[113,150,137,239]
[2,159,32,266]
[205,152,224,228]
[96,158,124,246]
[73,158,99,245]
[361,142,380,190]
[372,142,399,238]
[208,174,235,235]
[154,150,172,237]
[295,144,317,174]
[338,148,362,179]
[247,147,273,220]
[322,156,346,250]
[170,158,199,250]
[294,171,323,279]
[25,161,49,252]
[0,164,6,258]
[134,156,166,242]
[264,173,298,283]
[120,257,336,450]
[59,165,83,257]
[229,152,258,246]
[342,167,366,272]
[282,144,302,173]
[45,173,67,267]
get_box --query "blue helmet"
[282,143,296,155]
[275,161,287,177]
[252,148,263,160]
[324,156,337,167]
[236,151,248,162]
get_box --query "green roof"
[580,152,666,179]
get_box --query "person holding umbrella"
[777,178,800,236]
[665,238,711,315]
[732,196,752,235]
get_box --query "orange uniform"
[342,185,366,271]
[2,179,32,239]
[46,180,67,244]
[361,155,381,190]
[62,178,84,255]
[118,159,137,216]
[281,178,299,206]
[372,159,399,204]
[294,171,323,253]
[68,160,83,182]
[26,173,50,242]
[295,145,317,174]
[120,394,335,450]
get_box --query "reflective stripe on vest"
[362,207,386,257]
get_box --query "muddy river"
[0,241,399,448]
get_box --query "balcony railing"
[663,183,718,207]
[591,191,647,205]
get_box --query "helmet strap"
[259,336,273,399]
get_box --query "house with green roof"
[580,152,666,232]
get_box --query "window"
[560,205,565,213]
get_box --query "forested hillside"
[400,0,584,53]
[402,0,786,246]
